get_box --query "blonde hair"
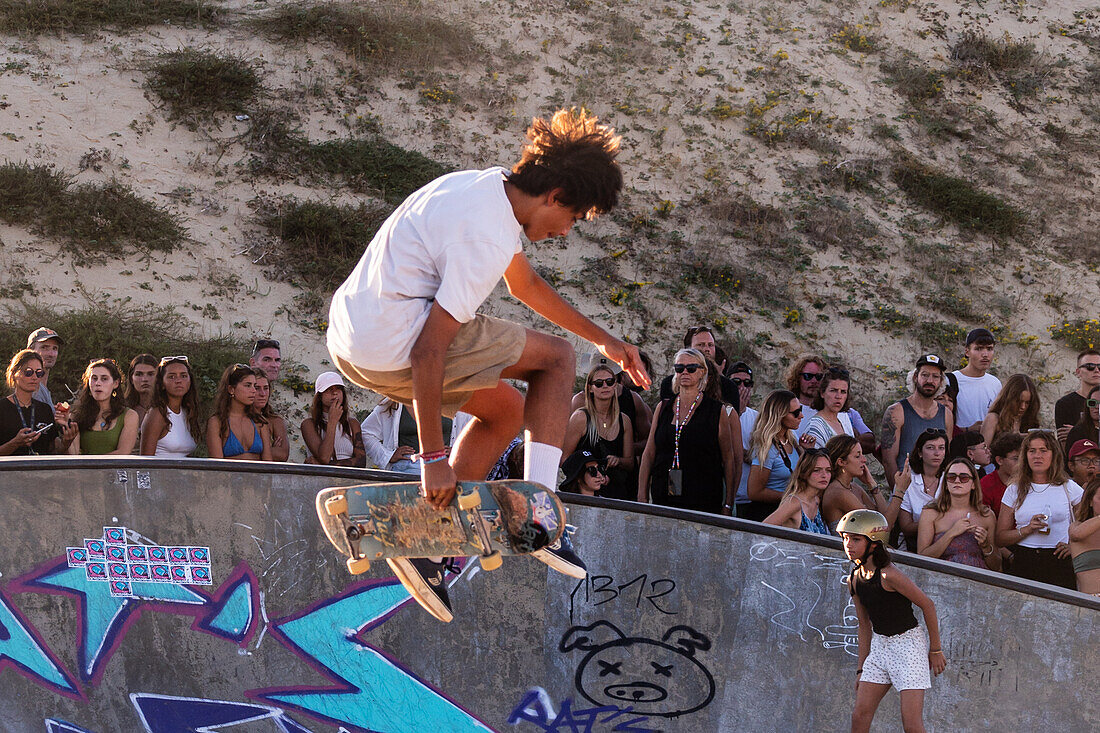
[671,348,708,394]
[750,390,798,463]
[582,365,620,448]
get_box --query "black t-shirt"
[0,397,59,455]
[659,374,740,412]
[1055,391,1087,431]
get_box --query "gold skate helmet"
[836,509,890,544]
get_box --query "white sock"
[524,440,562,491]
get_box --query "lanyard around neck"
[672,390,703,469]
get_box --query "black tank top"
[618,389,636,426]
[850,566,918,636]
[578,413,630,501]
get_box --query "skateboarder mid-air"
[327,108,650,621]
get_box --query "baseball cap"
[1068,439,1100,461]
[965,328,996,346]
[314,371,345,393]
[27,327,63,347]
[728,361,753,376]
[583,351,623,376]
[915,354,945,371]
[561,450,605,487]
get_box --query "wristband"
[413,448,449,464]
[930,649,944,655]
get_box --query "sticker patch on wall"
[66,527,212,596]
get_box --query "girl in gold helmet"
[837,509,947,733]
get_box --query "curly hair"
[784,354,827,394]
[508,108,622,218]
[71,359,127,432]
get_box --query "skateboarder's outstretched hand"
[422,459,458,510]
[598,340,650,391]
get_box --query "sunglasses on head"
[729,377,753,387]
[20,367,46,378]
[945,472,973,483]
[921,428,947,437]
[585,465,608,477]
[159,355,190,367]
[827,367,850,378]
[674,363,703,374]
[801,371,824,381]
[590,378,616,388]
[1078,363,1100,372]
[253,339,280,353]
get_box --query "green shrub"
[255,198,390,290]
[0,162,185,258]
[251,2,475,69]
[1049,318,1100,350]
[0,302,246,403]
[881,57,946,105]
[890,157,1026,239]
[146,49,261,118]
[951,32,1035,71]
[246,113,449,204]
[0,0,219,35]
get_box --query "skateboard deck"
[316,480,566,574]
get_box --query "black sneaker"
[387,557,455,623]
[531,526,586,579]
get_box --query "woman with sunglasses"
[980,373,1040,447]
[745,390,804,522]
[140,356,202,458]
[68,359,139,455]
[1065,386,1099,454]
[763,449,832,535]
[917,458,999,570]
[804,368,856,449]
[560,449,610,497]
[638,348,734,515]
[896,429,949,551]
[1,349,77,456]
[563,365,634,500]
[1069,477,1100,595]
[207,364,272,461]
[123,354,158,429]
[995,430,1082,589]
[252,369,289,462]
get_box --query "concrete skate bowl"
[0,458,1096,733]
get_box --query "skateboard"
[316,480,566,574]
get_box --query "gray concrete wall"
[0,458,1095,732]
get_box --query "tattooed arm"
[880,402,902,491]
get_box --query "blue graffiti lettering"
[507,691,659,733]
[45,719,96,733]
[251,580,493,733]
[0,586,78,697]
[131,693,312,732]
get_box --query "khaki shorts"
[332,314,527,417]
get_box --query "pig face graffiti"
[558,621,715,718]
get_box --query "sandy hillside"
[1,0,1098,459]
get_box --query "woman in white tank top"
[139,356,200,458]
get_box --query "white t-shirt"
[793,405,818,440]
[327,167,523,371]
[735,408,759,504]
[1000,481,1084,548]
[899,475,938,520]
[952,370,1002,429]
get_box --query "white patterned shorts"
[860,625,931,691]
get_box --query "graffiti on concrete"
[508,688,660,732]
[568,574,678,624]
[749,540,859,657]
[250,578,493,732]
[131,693,314,733]
[0,582,79,698]
[558,622,714,719]
[65,526,213,598]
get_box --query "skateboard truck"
[457,487,502,571]
[324,494,373,574]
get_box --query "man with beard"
[880,354,955,490]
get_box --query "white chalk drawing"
[751,540,859,657]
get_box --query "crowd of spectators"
[4,324,1099,595]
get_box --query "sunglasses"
[1078,363,1100,372]
[801,372,824,381]
[254,339,280,351]
[674,363,703,374]
[159,355,190,367]
[1088,399,1099,408]
[20,367,46,378]
[590,378,616,388]
[921,428,947,437]
[789,407,803,417]
[945,472,973,483]
[585,465,608,477]
[729,377,753,387]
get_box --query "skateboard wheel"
[346,556,371,574]
[457,491,481,511]
[480,550,502,571]
[325,495,348,516]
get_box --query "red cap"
[1069,439,1100,461]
